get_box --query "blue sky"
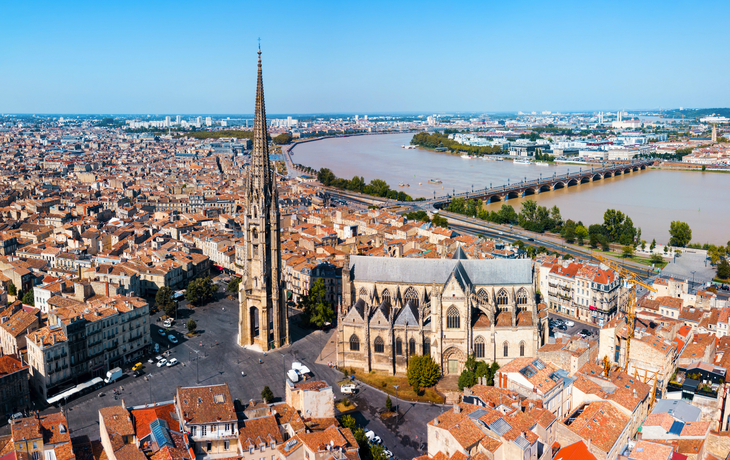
[1,0,728,114]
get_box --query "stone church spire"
[239,49,288,350]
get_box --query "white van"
[341,384,357,394]
[287,369,299,383]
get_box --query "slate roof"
[349,255,532,285]
[651,399,701,423]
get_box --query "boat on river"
[428,179,442,184]
[535,161,549,166]
[513,158,532,165]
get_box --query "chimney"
[587,438,591,451]
[434,418,439,426]
[453,404,460,414]
[106,281,109,297]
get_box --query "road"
[13,289,430,460]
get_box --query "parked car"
[8,412,23,423]
[580,329,592,336]
[163,319,174,328]
[168,334,179,344]
[565,321,575,327]
[166,358,179,367]
[157,359,167,367]
[384,450,393,458]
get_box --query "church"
[337,248,547,375]
[238,49,289,350]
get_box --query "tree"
[603,209,626,242]
[622,244,634,258]
[340,415,357,430]
[7,283,16,296]
[431,214,448,228]
[718,259,730,280]
[575,225,588,246]
[385,395,393,412]
[273,133,292,144]
[300,278,334,328]
[562,219,576,243]
[21,290,34,306]
[650,253,664,265]
[186,319,197,333]
[458,368,477,390]
[669,221,692,247]
[650,239,656,251]
[185,277,217,306]
[406,354,441,389]
[226,277,241,293]
[156,286,176,317]
[261,386,274,403]
[317,168,335,186]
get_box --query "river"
[291,133,730,244]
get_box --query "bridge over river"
[422,159,655,209]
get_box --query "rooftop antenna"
[258,37,261,50]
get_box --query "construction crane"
[595,255,660,408]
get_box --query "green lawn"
[350,369,444,404]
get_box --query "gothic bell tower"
[238,49,289,350]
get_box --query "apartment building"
[26,325,70,400]
[175,384,239,457]
[0,354,30,415]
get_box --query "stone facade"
[238,50,288,350]
[337,251,547,375]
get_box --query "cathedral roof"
[452,245,468,260]
[394,303,419,327]
[348,255,532,286]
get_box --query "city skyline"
[2,0,729,114]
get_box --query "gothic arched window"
[382,289,391,305]
[423,341,431,356]
[474,336,485,358]
[477,288,489,308]
[447,306,460,329]
[349,335,360,352]
[503,341,509,357]
[497,289,509,306]
[519,341,525,357]
[404,287,419,308]
[516,288,528,305]
[374,337,384,354]
[409,338,416,355]
[358,287,367,300]
[395,337,403,355]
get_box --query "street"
[11,286,431,460]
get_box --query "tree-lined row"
[317,168,414,201]
[410,132,503,156]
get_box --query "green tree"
[300,278,334,328]
[669,221,692,247]
[385,395,393,412]
[317,168,336,186]
[340,415,357,430]
[273,133,292,144]
[575,225,588,246]
[365,179,390,197]
[650,239,656,251]
[718,259,730,280]
[21,290,34,306]
[603,209,626,242]
[185,277,217,306]
[226,277,241,293]
[650,253,664,264]
[261,386,274,403]
[622,244,635,258]
[406,354,441,388]
[562,219,576,243]
[156,286,176,317]
[7,283,16,296]
[458,369,477,390]
[186,319,197,333]
[432,214,448,228]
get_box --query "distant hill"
[662,108,730,119]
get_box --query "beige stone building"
[337,250,547,375]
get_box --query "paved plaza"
[5,290,438,459]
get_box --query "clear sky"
[2,0,729,115]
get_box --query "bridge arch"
[485,195,501,204]
[539,184,552,193]
[553,182,565,190]
[580,176,591,184]
[523,188,537,197]
[506,191,520,200]
[593,173,602,181]
[624,168,631,174]
[567,178,579,187]
[614,170,622,176]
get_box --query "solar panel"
[668,421,685,436]
[467,409,489,420]
[519,366,536,379]
[488,417,512,436]
[150,419,173,449]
